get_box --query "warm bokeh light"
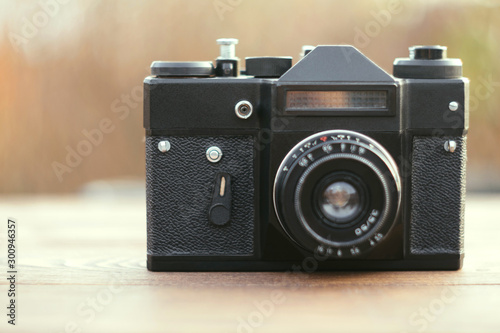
[1,0,499,193]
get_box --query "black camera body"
[144,39,468,271]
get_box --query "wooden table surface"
[1,194,499,333]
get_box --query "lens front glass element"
[320,181,361,223]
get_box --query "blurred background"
[0,0,499,195]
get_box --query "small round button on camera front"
[235,100,253,119]
[206,146,223,163]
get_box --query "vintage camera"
[144,39,468,271]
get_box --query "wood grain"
[0,194,499,332]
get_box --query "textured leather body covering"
[146,136,255,256]
[410,136,466,255]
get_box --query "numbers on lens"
[369,233,384,247]
[273,130,402,258]
[354,209,380,237]
[350,247,361,256]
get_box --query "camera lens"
[320,181,361,223]
[274,130,401,258]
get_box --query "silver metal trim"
[235,100,253,119]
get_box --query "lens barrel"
[273,130,401,258]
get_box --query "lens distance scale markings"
[281,133,377,174]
